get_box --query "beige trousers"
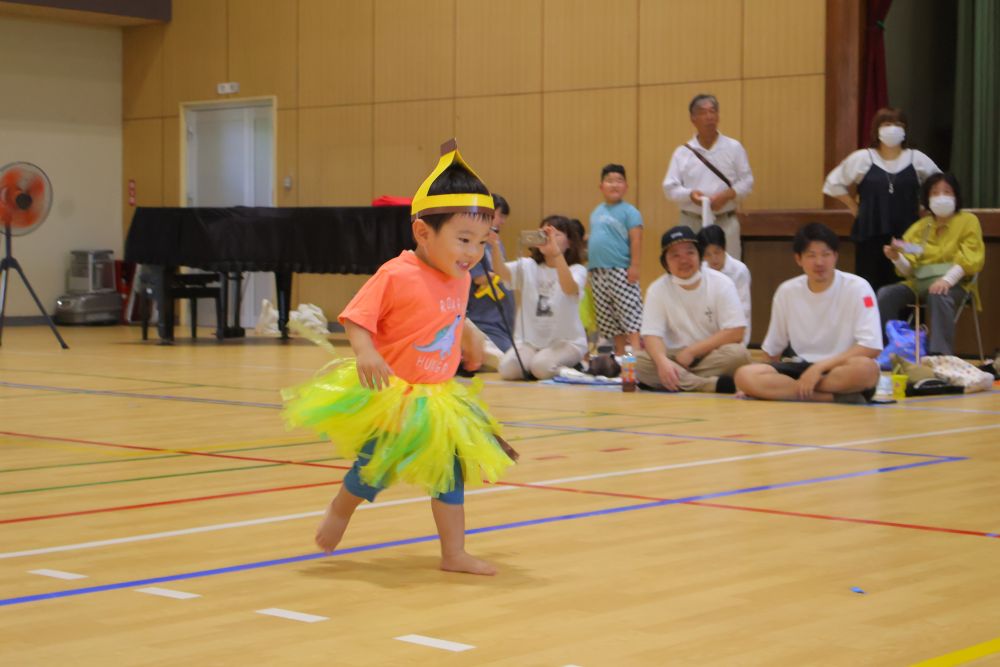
[635,343,751,392]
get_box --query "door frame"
[177,96,278,208]
[176,96,278,329]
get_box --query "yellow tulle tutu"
[282,358,513,497]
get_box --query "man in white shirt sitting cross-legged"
[735,222,882,403]
[636,226,751,393]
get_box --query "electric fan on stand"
[0,161,69,349]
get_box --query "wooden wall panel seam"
[296,0,300,119]
[370,0,375,206]
[740,0,745,80]
[634,0,640,207]
[224,0,229,81]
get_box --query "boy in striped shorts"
[588,164,644,356]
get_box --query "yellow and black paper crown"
[410,139,494,220]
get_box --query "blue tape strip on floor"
[0,456,958,608]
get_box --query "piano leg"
[275,271,292,340]
[155,265,175,344]
[223,272,245,338]
[220,273,229,334]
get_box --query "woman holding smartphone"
[489,215,588,380]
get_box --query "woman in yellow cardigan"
[877,172,985,355]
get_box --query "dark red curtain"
[859,0,894,146]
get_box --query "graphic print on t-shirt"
[535,274,556,317]
[414,314,462,359]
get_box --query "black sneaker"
[833,392,868,405]
[715,375,736,394]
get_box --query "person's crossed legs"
[735,357,879,402]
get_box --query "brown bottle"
[621,345,636,392]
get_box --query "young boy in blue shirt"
[588,164,644,356]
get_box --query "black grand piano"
[124,206,414,341]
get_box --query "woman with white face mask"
[877,172,985,356]
[823,108,941,292]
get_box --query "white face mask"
[929,195,956,218]
[670,270,702,287]
[878,125,906,148]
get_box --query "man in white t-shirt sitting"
[735,222,882,403]
[636,225,751,393]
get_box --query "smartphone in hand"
[891,239,924,255]
[520,229,547,247]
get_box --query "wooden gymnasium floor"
[1,325,999,667]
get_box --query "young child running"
[283,141,516,575]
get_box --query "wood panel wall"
[122,0,827,321]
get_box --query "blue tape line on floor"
[0,456,957,608]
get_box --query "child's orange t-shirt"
[339,251,470,384]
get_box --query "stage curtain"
[951,0,1000,207]
[859,0,893,145]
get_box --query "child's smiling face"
[414,213,492,278]
[600,172,627,204]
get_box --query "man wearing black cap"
[636,225,751,392]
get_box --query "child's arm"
[343,318,393,391]
[627,226,642,284]
[488,230,513,284]
[460,318,485,371]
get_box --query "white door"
[184,102,274,329]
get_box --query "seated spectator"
[698,224,751,345]
[636,225,750,393]
[878,172,985,356]
[491,216,588,380]
[466,193,516,369]
[735,222,882,403]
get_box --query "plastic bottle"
[621,345,636,392]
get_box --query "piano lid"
[124,206,415,274]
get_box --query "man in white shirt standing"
[662,94,754,259]
[735,223,882,403]
[636,226,751,393]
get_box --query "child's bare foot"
[315,489,363,553]
[314,502,350,553]
[440,551,497,576]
